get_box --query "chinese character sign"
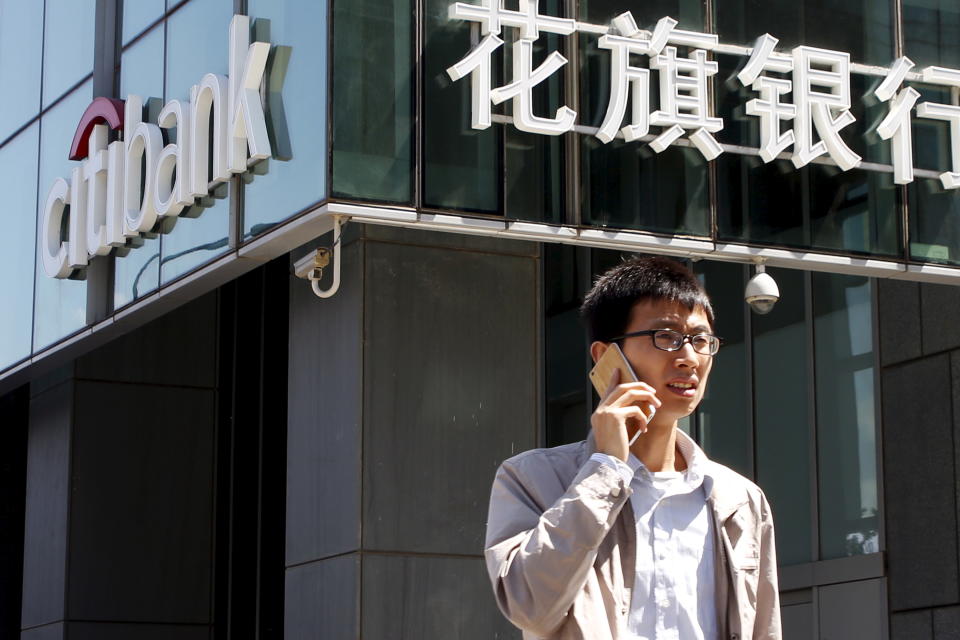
[445,1,960,189]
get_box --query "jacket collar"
[582,428,750,522]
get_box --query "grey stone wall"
[20,295,219,639]
[285,226,540,638]
[879,279,960,640]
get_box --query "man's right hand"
[590,369,661,462]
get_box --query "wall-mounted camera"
[744,263,780,314]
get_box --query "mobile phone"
[588,344,656,443]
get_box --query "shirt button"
[620,605,628,615]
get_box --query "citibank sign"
[41,15,272,279]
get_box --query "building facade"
[2,0,960,638]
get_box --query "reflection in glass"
[332,0,413,203]
[160,0,232,284]
[122,0,165,45]
[903,0,960,69]
[577,0,708,235]
[0,124,39,369]
[114,26,165,308]
[504,7,565,223]
[715,56,900,257]
[423,0,500,212]
[813,274,877,559]
[42,0,96,108]
[580,0,703,32]
[753,267,813,565]
[243,0,328,238]
[33,82,92,350]
[908,86,960,265]
[544,244,589,447]
[714,0,892,65]
[696,261,752,477]
[0,1,43,142]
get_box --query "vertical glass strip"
[0,1,43,142]
[244,0,329,238]
[33,82,93,350]
[813,273,878,559]
[696,261,752,477]
[0,124,40,369]
[423,0,500,212]
[160,0,233,284]
[332,0,414,203]
[114,26,164,308]
[752,267,814,565]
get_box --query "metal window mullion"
[805,268,823,640]
[563,0,580,227]
[414,0,424,211]
[743,263,756,481]
[805,270,820,563]
[870,277,887,555]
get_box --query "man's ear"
[589,341,610,365]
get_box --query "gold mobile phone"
[589,343,638,397]
[588,344,655,442]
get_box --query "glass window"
[33,81,93,350]
[0,1,43,142]
[713,54,900,256]
[423,0,500,213]
[907,85,960,265]
[122,0,165,45]
[114,26,165,308]
[578,0,710,236]
[813,273,877,559]
[752,267,813,565]
[331,0,413,203]
[160,0,232,284]
[42,0,96,108]
[0,124,39,369]
[696,261,752,478]
[903,0,960,69]
[714,0,893,64]
[243,0,328,239]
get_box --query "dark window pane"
[332,0,413,203]
[0,1,43,142]
[813,273,877,559]
[715,57,900,257]
[0,124,39,369]
[696,261,752,478]
[42,0,96,108]
[244,1,329,238]
[160,0,232,284]
[580,0,704,32]
[753,267,813,565]
[423,0,500,213]
[908,86,960,264]
[503,8,565,223]
[714,0,892,65]
[903,0,960,69]
[578,1,709,235]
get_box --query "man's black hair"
[580,256,715,343]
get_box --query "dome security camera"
[744,264,779,314]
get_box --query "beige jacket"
[484,431,781,640]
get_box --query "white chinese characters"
[447,1,960,189]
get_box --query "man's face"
[615,299,714,423]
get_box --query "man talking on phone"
[484,256,781,640]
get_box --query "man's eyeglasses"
[609,329,723,356]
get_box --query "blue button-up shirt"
[591,431,717,639]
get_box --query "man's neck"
[629,421,687,472]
